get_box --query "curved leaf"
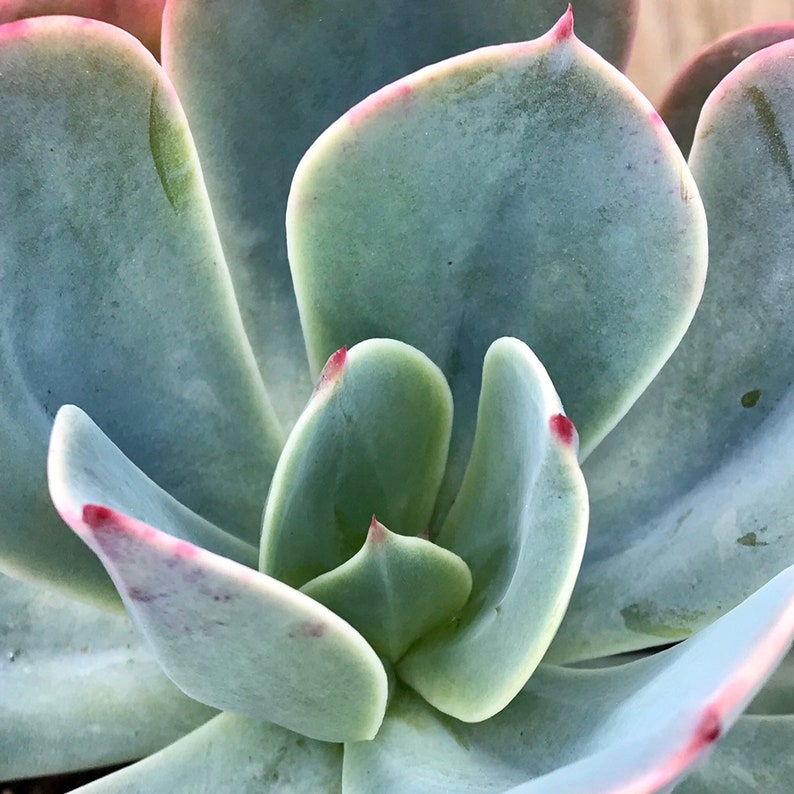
[73,713,343,794]
[301,517,472,662]
[287,11,707,521]
[48,405,257,569]
[675,715,794,793]
[0,17,282,605]
[345,566,794,793]
[161,0,638,426]
[397,338,588,722]
[52,502,388,742]
[659,22,794,158]
[260,339,452,588]
[555,38,794,662]
[0,572,214,780]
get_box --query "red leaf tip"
[693,707,722,747]
[551,4,574,41]
[82,504,116,527]
[314,346,348,395]
[549,413,578,447]
[367,515,387,544]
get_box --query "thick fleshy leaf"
[287,11,707,521]
[53,503,388,742]
[553,38,794,663]
[0,572,214,779]
[48,405,257,569]
[161,0,638,426]
[73,713,343,794]
[345,566,794,793]
[0,0,166,57]
[659,22,794,158]
[260,339,452,588]
[300,517,472,662]
[675,715,794,793]
[397,338,588,722]
[0,17,282,605]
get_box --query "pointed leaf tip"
[551,4,575,41]
[82,503,115,527]
[368,515,387,544]
[314,345,347,395]
[549,413,578,447]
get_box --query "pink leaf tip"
[367,515,388,544]
[549,413,578,447]
[314,346,347,395]
[82,504,116,527]
[551,4,574,41]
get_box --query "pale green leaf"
[260,339,452,588]
[397,338,587,722]
[287,13,707,522]
[0,572,214,780]
[301,517,471,662]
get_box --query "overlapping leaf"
[0,17,282,605]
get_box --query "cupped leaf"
[555,38,794,663]
[0,1,166,57]
[397,338,587,722]
[345,566,794,793]
[53,502,388,742]
[72,713,343,794]
[659,22,794,158]
[0,572,214,780]
[260,339,452,588]
[161,0,638,427]
[48,405,257,569]
[288,11,707,522]
[0,17,282,605]
[300,516,472,662]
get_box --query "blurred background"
[627,0,794,102]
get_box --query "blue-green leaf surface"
[397,338,587,722]
[260,339,452,588]
[287,12,707,522]
[51,502,388,742]
[0,572,214,780]
[48,405,257,569]
[553,38,794,663]
[161,0,639,427]
[345,566,794,793]
[0,17,282,606]
[73,713,343,794]
[300,517,472,662]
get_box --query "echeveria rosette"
[0,4,793,794]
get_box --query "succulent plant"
[2,1,794,791]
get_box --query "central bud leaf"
[301,516,472,662]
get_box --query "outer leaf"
[73,713,343,794]
[554,38,794,663]
[659,22,794,158]
[260,339,452,588]
[675,715,794,793]
[287,11,707,521]
[345,566,794,793]
[0,572,214,779]
[397,338,588,722]
[48,405,257,569]
[0,1,166,57]
[301,517,472,662]
[52,502,388,742]
[0,17,282,605]
[160,0,639,426]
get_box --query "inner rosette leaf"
[301,516,472,662]
[259,339,453,587]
